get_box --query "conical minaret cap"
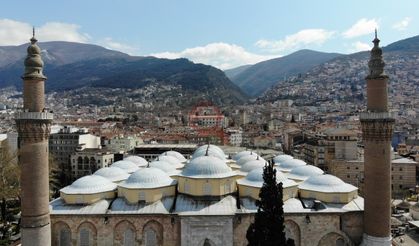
[366,29,387,79]
[23,27,46,80]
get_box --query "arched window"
[79,228,90,246]
[184,182,190,193]
[90,157,96,165]
[203,183,211,195]
[59,228,71,246]
[139,191,146,201]
[78,156,83,164]
[224,182,231,194]
[84,157,90,164]
[123,229,135,246]
[144,228,157,246]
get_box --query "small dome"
[161,151,186,162]
[299,174,357,193]
[238,167,296,188]
[119,167,176,189]
[192,146,226,160]
[276,159,306,172]
[240,159,267,172]
[273,154,293,164]
[93,167,129,182]
[60,175,117,194]
[233,150,254,161]
[237,155,265,166]
[287,165,324,181]
[111,160,139,173]
[196,144,224,155]
[124,156,148,167]
[156,155,183,168]
[182,155,235,178]
[149,160,177,173]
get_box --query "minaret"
[15,29,53,246]
[360,31,395,245]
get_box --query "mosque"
[50,145,363,246]
[16,30,393,246]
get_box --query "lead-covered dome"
[238,167,296,188]
[233,150,254,161]
[124,156,148,167]
[237,154,265,166]
[273,154,293,165]
[111,160,139,173]
[155,155,183,168]
[149,160,177,174]
[240,159,267,173]
[160,151,186,162]
[119,167,176,189]
[181,156,235,178]
[276,159,306,172]
[192,144,226,160]
[299,174,357,193]
[93,167,129,182]
[60,175,117,194]
[287,165,324,181]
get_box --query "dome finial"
[205,144,209,156]
[30,26,37,44]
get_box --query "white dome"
[160,151,186,162]
[61,175,117,194]
[237,154,265,166]
[155,155,183,168]
[119,167,176,189]
[111,160,139,173]
[192,145,226,160]
[276,159,306,172]
[124,156,148,167]
[237,167,296,188]
[299,174,357,193]
[149,160,177,173]
[181,155,235,178]
[93,167,129,182]
[233,150,254,161]
[240,159,267,172]
[273,154,293,164]
[287,165,324,181]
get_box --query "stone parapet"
[15,117,52,143]
[360,116,394,142]
[15,111,53,120]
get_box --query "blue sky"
[1,0,417,69]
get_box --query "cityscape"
[0,1,419,246]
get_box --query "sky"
[0,0,418,69]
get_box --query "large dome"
[123,156,148,167]
[287,165,324,181]
[299,174,357,193]
[160,151,186,162]
[119,167,176,189]
[149,160,177,173]
[93,167,129,182]
[156,155,183,168]
[276,159,306,172]
[111,160,139,173]
[237,154,265,166]
[181,155,235,178]
[233,150,254,161]
[273,154,293,165]
[192,145,226,160]
[238,167,296,188]
[240,159,267,173]
[60,175,117,194]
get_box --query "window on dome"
[144,228,157,246]
[123,229,135,246]
[203,183,212,195]
[184,182,190,193]
[79,228,90,246]
[59,228,71,246]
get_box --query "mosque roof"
[155,155,184,168]
[287,165,324,181]
[191,145,226,160]
[160,150,187,162]
[123,156,148,167]
[119,167,177,189]
[298,174,357,193]
[149,160,178,174]
[93,167,129,182]
[111,160,139,173]
[181,155,235,178]
[237,167,297,188]
[60,175,117,195]
[239,159,267,173]
[236,154,265,166]
[233,150,254,161]
[273,154,294,165]
[276,159,307,172]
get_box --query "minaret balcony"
[15,111,54,120]
[359,112,395,121]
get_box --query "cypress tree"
[246,162,294,246]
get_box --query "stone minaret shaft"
[360,31,395,246]
[15,31,53,246]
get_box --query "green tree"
[246,163,294,246]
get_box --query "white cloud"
[392,17,411,31]
[151,42,276,70]
[349,41,372,53]
[99,37,139,55]
[342,18,378,38]
[0,19,90,45]
[254,29,334,53]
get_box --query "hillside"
[230,49,342,97]
[224,64,252,80]
[0,42,247,105]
